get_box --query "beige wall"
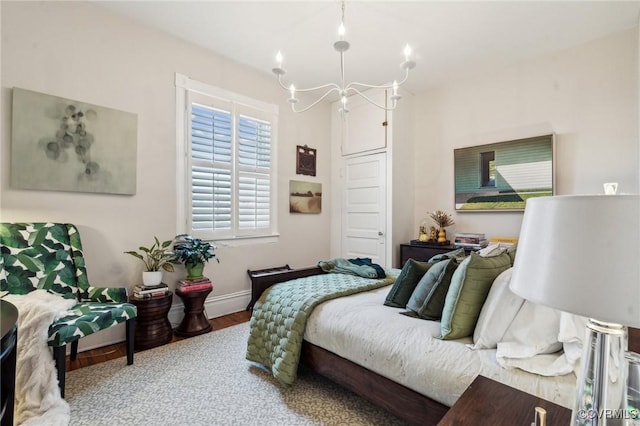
[414,29,639,239]
[1,2,331,348]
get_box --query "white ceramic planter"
[142,271,163,287]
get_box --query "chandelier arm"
[346,67,411,91]
[277,74,340,93]
[347,87,397,111]
[296,83,341,93]
[292,87,341,113]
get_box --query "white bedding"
[303,284,577,408]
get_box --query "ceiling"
[95,1,640,94]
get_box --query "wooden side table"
[174,286,212,337]
[128,291,173,350]
[438,375,571,425]
[1,300,18,426]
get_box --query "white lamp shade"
[510,194,640,327]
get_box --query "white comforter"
[304,285,576,408]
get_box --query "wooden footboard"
[246,265,323,310]
[301,341,449,425]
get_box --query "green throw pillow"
[384,259,431,308]
[438,251,511,340]
[506,244,517,266]
[405,259,458,320]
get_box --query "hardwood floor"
[67,310,251,371]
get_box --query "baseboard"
[76,290,251,353]
[168,289,251,326]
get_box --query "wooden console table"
[129,291,173,350]
[174,286,212,337]
[438,375,571,425]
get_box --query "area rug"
[65,323,405,425]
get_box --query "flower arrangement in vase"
[429,210,455,244]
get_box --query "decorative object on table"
[11,87,137,195]
[417,217,434,242]
[454,134,554,211]
[289,180,322,214]
[177,277,213,293]
[271,0,415,118]
[296,145,317,176]
[124,237,175,287]
[173,234,218,280]
[429,210,455,244]
[131,283,169,299]
[510,194,640,425]
[454,232,488,251]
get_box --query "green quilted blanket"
[246,272,395,385]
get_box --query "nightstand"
[399,243,458,267]
[438,375,571,425]
[128,291,173,350]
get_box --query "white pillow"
[469,268,524,350]
[498,300,563,356]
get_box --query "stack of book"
[132,283,169,299]
[454,233,489,251]
[177,277,212,292]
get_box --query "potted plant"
[173,234,218,280]
[124,237,175,286]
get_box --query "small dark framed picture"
[296,145,316,176]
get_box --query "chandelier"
[272,1,416,116]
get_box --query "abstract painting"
[289,180,322,214]
[11,87,138,195]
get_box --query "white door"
[341,153,387,267]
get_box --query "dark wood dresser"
[399,243,458,267]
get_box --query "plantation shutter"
[190,101,233,237]
[237,115,271,232]
[186,88,276,240]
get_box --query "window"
[176,74,278,241]
[480,151,496,187]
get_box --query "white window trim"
[175,73,279,243]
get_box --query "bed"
[246,265,640,425]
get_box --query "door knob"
[378,231,384,236]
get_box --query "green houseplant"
[173,234,218,280]
[124,237,175,286]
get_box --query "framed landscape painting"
[454,134,555,212]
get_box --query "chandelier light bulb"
[392,80,398,96]
[289,84,296,98]
[338,22,346,40]
[404,44,412,61]
[276,51,283,68]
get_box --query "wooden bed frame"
[247,265,640,426]
[247,266,449,425]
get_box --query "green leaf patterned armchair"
[0,222,137,397]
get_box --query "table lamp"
[510,194,640,425]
